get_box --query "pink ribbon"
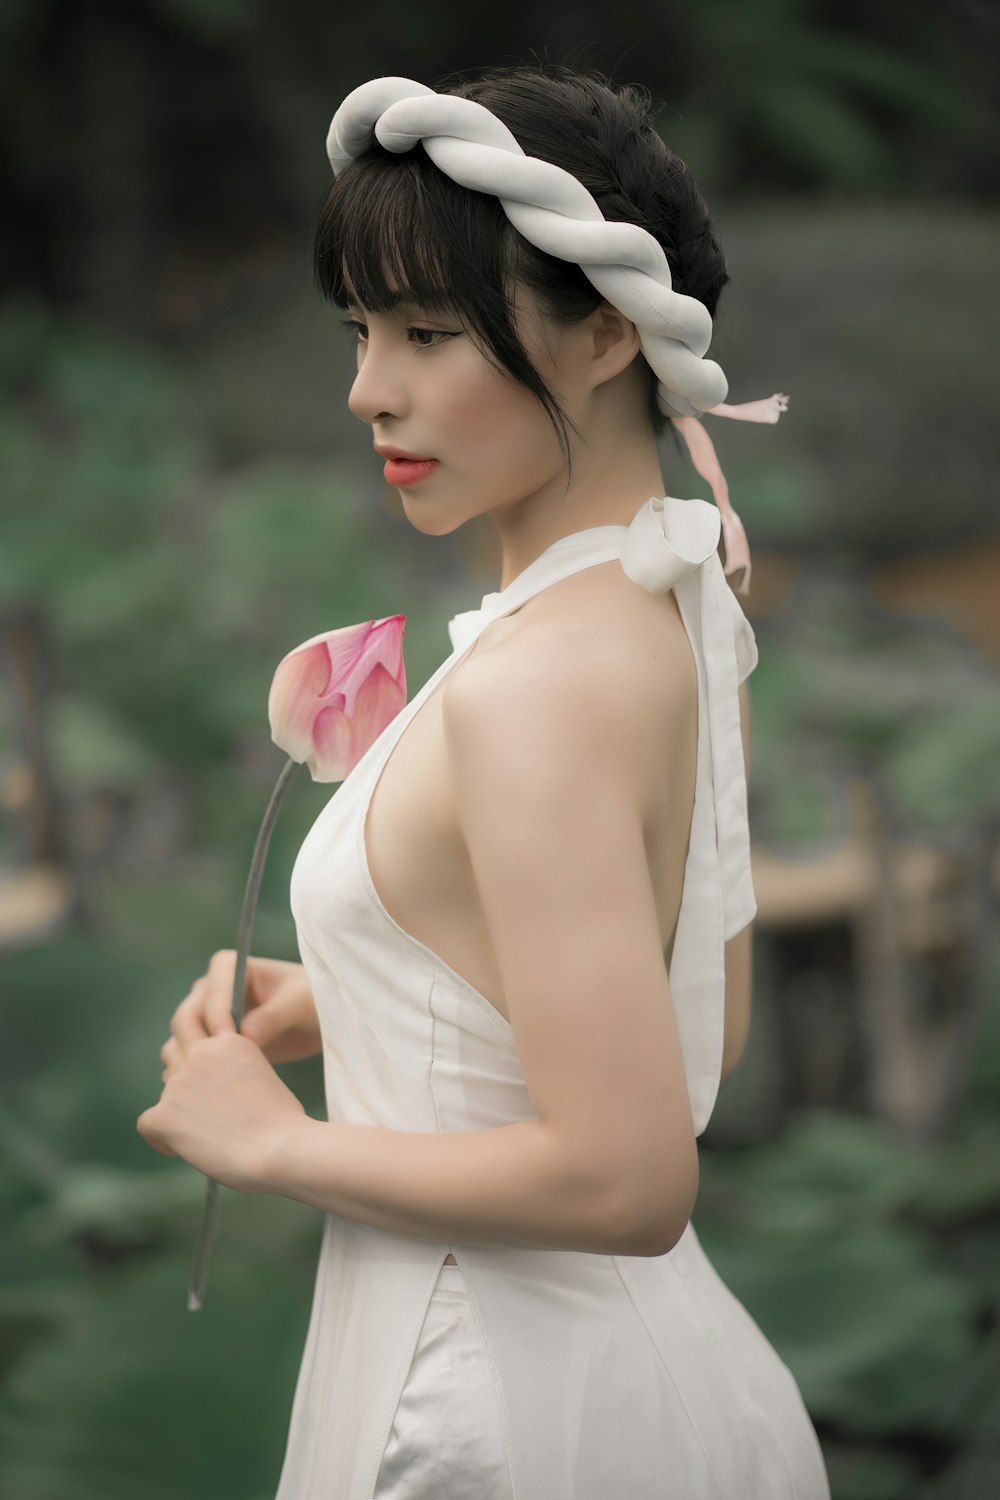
[670,392,790,598]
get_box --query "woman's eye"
[338,319,455,350]
[410,326,449,348]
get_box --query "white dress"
[277,496,832,1499]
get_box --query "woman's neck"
[491,425,665,590]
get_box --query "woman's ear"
[589,301,643,388]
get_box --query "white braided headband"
[327,75,790,595]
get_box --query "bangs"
[314,147,512,321]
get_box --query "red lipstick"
[384,458,438,486]
[376,446,439,486]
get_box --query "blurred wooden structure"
[752,778,998,1144]
[739,533,1000,1144]
[0,607,191,953]
[0,606,83,951]
[738,536,1000,666]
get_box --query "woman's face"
[345,281,590,536]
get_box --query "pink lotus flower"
[269,615,408,781]
[187,613,407,1311]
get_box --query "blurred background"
[1,2,998,1496]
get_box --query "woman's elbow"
[619,1144,700,1258]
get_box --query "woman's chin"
[394,502,462,539]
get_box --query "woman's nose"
[347,344,410,425]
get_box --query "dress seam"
[426,968,518,1493]
[303,1215,337,1498]
[458,1266,520,1498]
[363,1250,460,1500]
[427,968,444,1132]
[610,1255,729,1497]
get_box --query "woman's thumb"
[240,1009,269,1045]
[242,986,295,1044]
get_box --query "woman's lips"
[383,457,439,486]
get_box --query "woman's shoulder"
[448,560,697,763]
[501,558,695,700]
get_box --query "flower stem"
[187,753,301,1312]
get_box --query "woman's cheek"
[441,362,506,444]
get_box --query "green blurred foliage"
[748,577,1000,844]
[0,1247,312,1500]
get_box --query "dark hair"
[313,61,730,479]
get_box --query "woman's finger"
[170,980,210,1048]
[206,950,240,1033]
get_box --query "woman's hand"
[137,1027,306,1191]
[166,948,323,1064]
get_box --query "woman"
[149,61,829,1499]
